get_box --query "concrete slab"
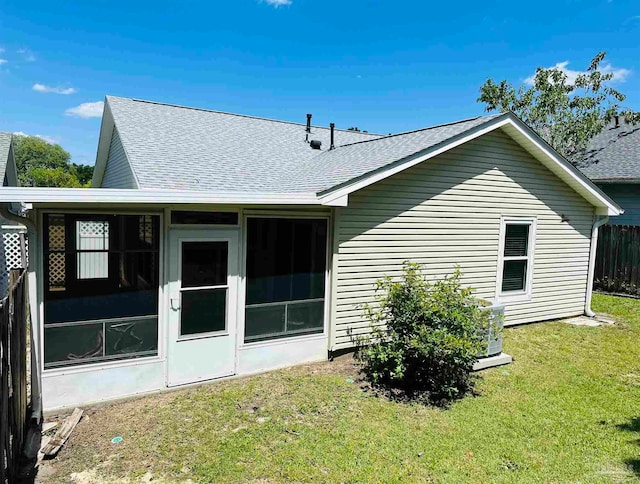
[564,316,602,327]
[595,314,616,325]
[473,353,512,371]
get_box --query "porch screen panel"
[43,213,160,368]
[245,218,327,342]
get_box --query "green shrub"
[595,275,640,297]
[355,262,495,404]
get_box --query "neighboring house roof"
[1,98,621,216]
[0,132,13,182]
[0,132,22,223]
[0,132,19,188]
[577,119,640,183]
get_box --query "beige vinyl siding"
[331,128,595,350]
[101,128,137,189]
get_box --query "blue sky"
[0,0,638,166]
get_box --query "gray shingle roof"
[107,97,380,193]
[0,132,12,181]
[106,96,504,194]
[290,114,504,193]
[577,120,640,182]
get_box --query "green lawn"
[43,294,640,483]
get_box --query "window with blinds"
[499,219,534,296]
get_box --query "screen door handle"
[170,298,180,311]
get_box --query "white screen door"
[167,229,238,387]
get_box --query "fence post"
[0,269,36,481]
[0,288,8,484]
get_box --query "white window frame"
[495,216,536,303]
[176,238,231,340]
[75,219,110,280]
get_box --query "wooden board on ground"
[42,422,58,433]
[41,408,83,457]
[37,435,51,466]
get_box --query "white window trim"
[495,216,537,303]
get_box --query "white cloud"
[33,83,76,95]
[17,48,35,62]
[263,0,292,7]
[0,47,5,53]
[13,131,58,144]
[65,101,104,119]
[0,59,7,65]
[600,63,632,82]
[525,60,631,85]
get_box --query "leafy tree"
[71,163,94,186]
[477,51,640,161]
[12,135,91,187]
[29,167,83,188]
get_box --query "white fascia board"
[0,187,323,206]
[317,115,622,216]
[502,119,622,216]
[320,193,349,206]
[317,117,512,203]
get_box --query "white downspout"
[585,214,609,318]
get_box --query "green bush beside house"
[356,262,501,405]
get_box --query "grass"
[42,294,640,483]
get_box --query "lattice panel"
[48,252,65,291]
[78,220,109,238]
[49,223,65,251]
[0,229,27,296]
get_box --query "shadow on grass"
[356,369,482,409]
[617,417,640,477]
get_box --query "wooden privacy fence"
[0,269,33,483]
[594,225,640,296]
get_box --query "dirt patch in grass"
[37,356,361,483]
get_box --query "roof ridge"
[333,113,505,149]
[106,96,383,137]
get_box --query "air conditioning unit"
[478,302,505,358]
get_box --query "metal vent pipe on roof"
[305,113,312,143]
[330,123,335,150]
